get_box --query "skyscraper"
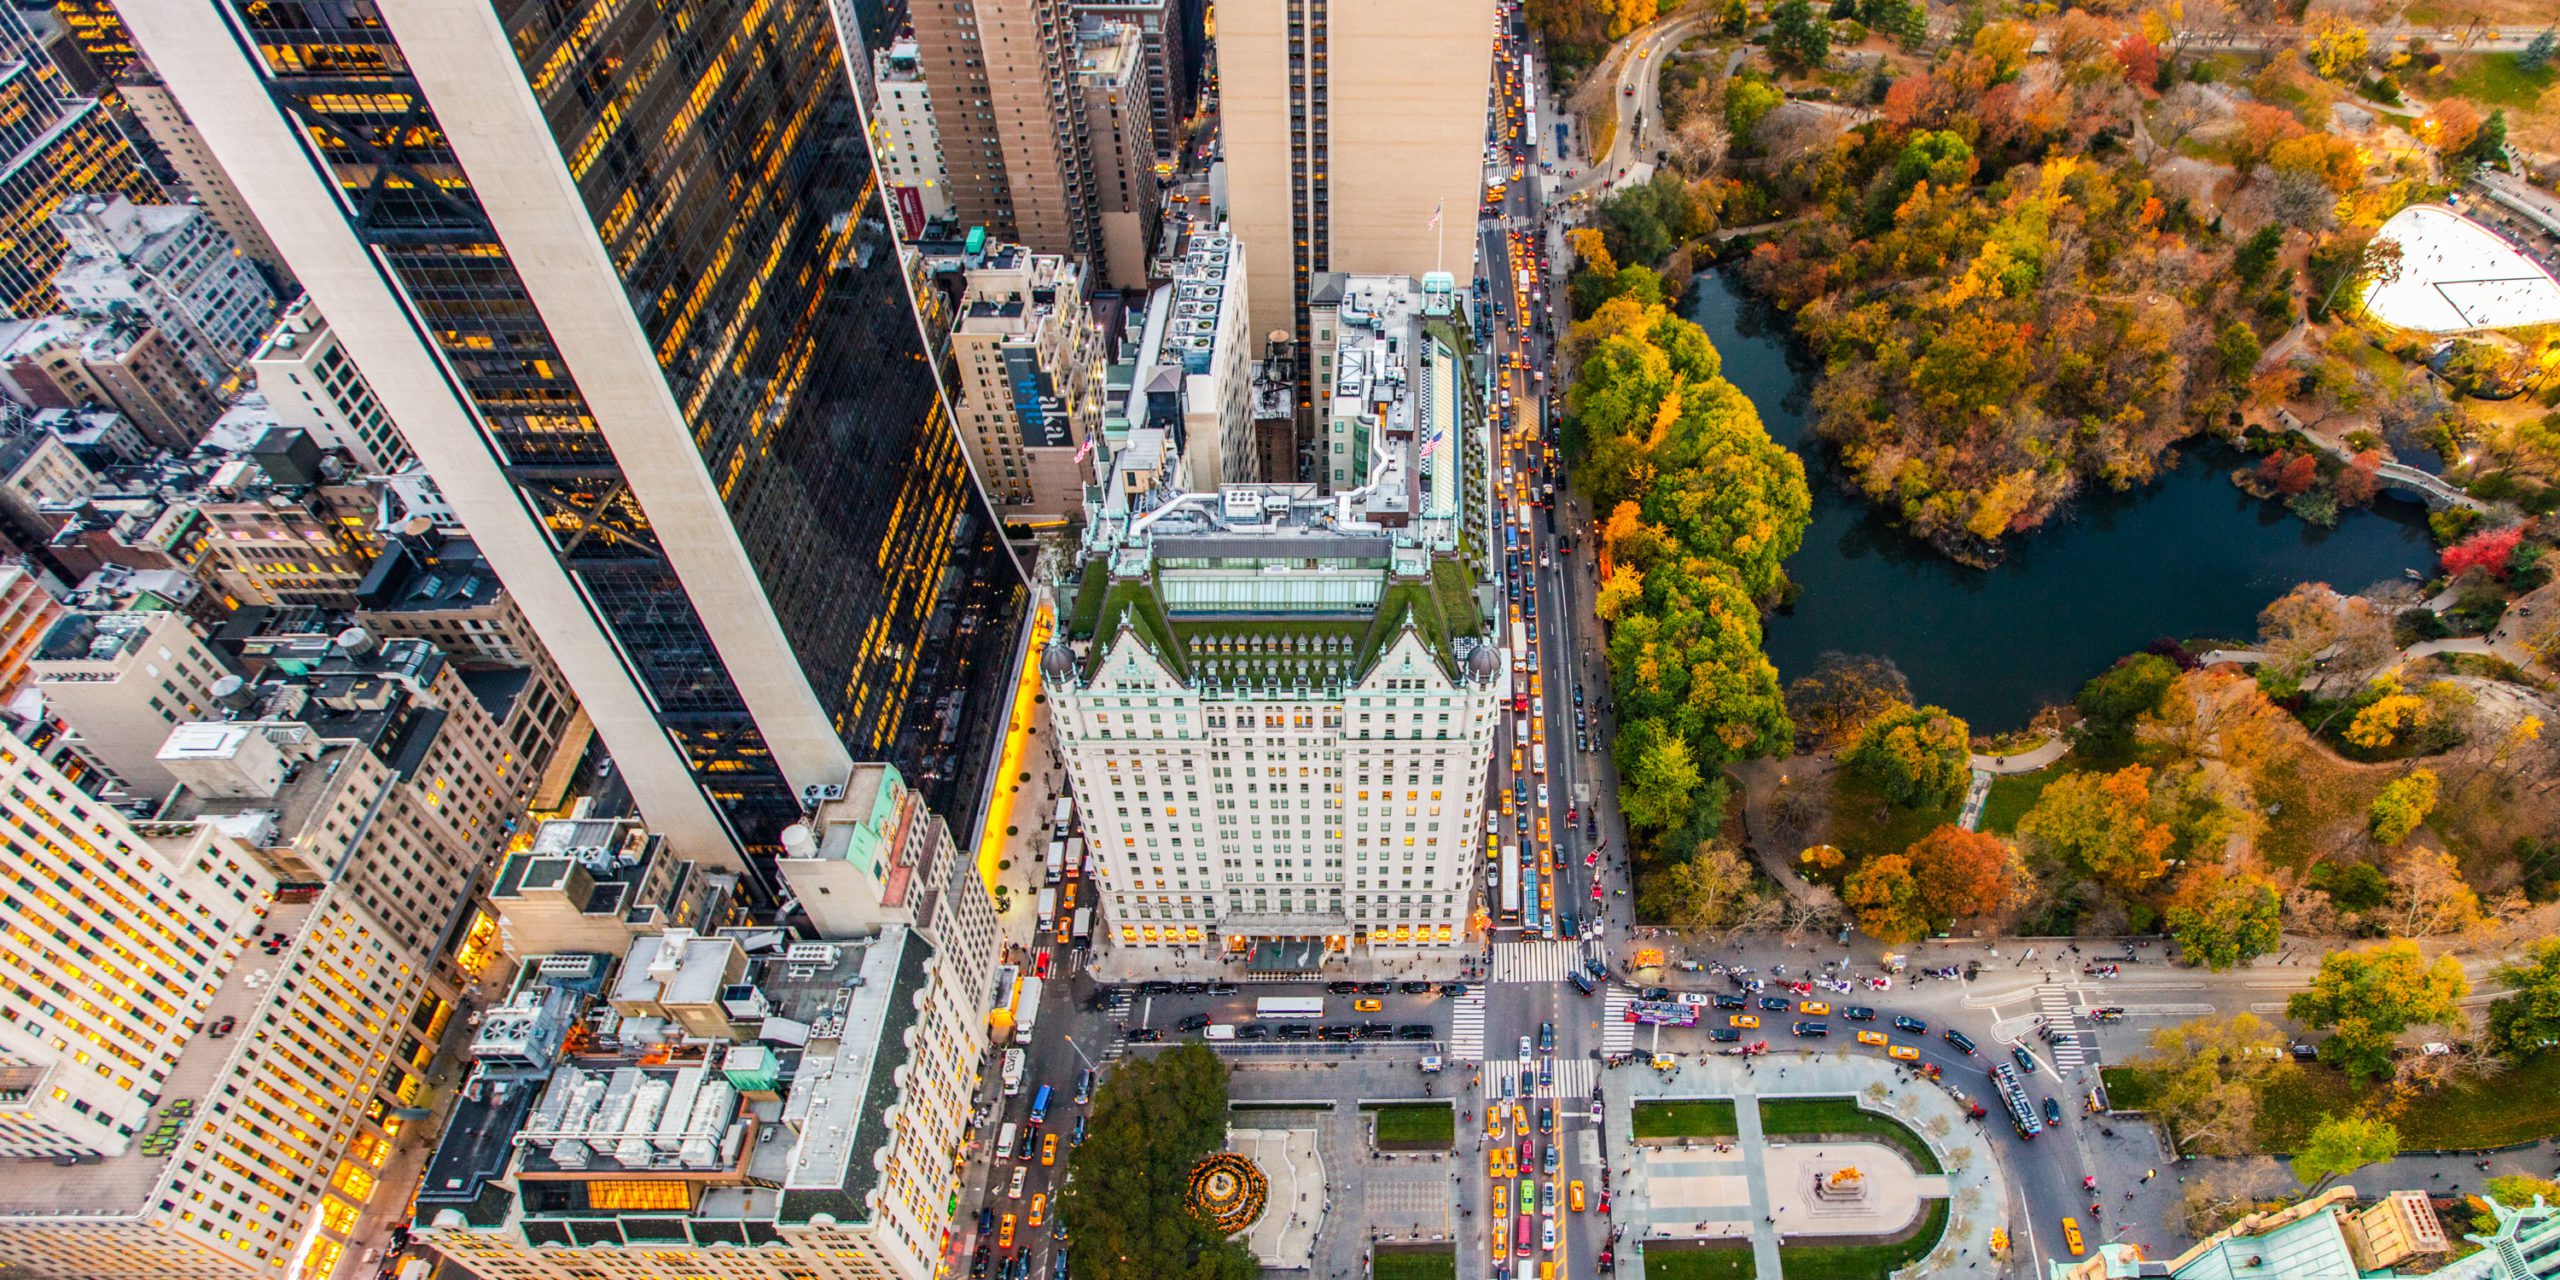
[0,6,158,315]
[118,0,1027,875]
[1216,0,1497,376]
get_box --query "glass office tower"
[122,0,1025,873]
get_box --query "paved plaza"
[1602,1054,2010,1279]
[1229,1127,1323,1269]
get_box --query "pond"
[1684,270,2441,730]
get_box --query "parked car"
[1127,1027,1163,1042]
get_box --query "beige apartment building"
[909,0,1098,265]
[1217,0,1497,369]
[1077,19,1161,291]
[30,607,239,800]
[948,243,1104,521]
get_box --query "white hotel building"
[1044,272,1502,966]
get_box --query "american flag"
[1429,201,1442,230]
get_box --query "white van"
[995,1122,1019,1160]
[1533,743,1547,775]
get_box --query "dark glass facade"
[230,0,1023,859]
[0,8,159,314]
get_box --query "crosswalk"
[1492,940,1584,984]
[1450,989,1488,1060]
[2038,985,2093,1074]
[1541,1058,1597,1100]
[1601,989,1635,1054]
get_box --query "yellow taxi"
[1800,1001,1830,1016]
[1730,1015,1759,1029]
[1531,717,1544,743]
[1029,1193,1047,1227]
[1888,1044,1920,1061]
[1856,1030,1888,1047]
[2062,1217,2086,1256]
[1494,1183,1511,1218]
[1041,1132,1059,1164]
[1489,1106,1507,1139]
[1513,1102,1529,1132]
[1354,998,1383,1012]
[1490,1145,1511,1178]
[1538,815,1550,844]
[1569,1180,1586,1212]
[1539,880,1555,910]
[999,1213,1016,1249]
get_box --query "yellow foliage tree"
[2267,132,2365,194]
[2305,13,2370,81]
[2345,694,2424,750]
[1604,0,1660,40]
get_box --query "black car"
[1317,1024,1358,1041]
[1712,994,1746,1010]
[1127,1027,1163,1042]
[1943,1028,1977,1054]
[1585,958,1607,981]
[980,1207,997,1234]
[1568,970,1596,995]
[1574,686,1585,707]
[972,1246,991,1278]
[1401,980,1435,993]
[2013,1046,2039,1075]
[1538,1021,1557,1052]
[1359,980,1393,995]
[1893,1016,1928,1034]
[1176,980,1209,994]
[1398,1024,1436,1040]
[1639,986,1670,1001]
[1176,1012,1211,1031]
[1440,982,1471,996]
[1363,1020,1397,1037]
[1072,1115,1088,1146]
[1328,980,1360,995]
[2043,1096,2063,1124]
[1275,1025,1314,1041]
[1207,981,1239,996]
[1237,1023,1271,1041]
[1793,1021,1830,1038]
[2289,1042,2320,1061]
[1558,910,1577,938]
[1758,996,1790,1012]
[1843,1006,1876,1022]
[1710,1027,1741,1042]
[1138,980,1175,994]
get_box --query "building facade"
[871,41,953,238]
[248,296,412,475]
[947,244,1104,522]
[0,7,160,315]
[1076,19,1162,290]
[1074,0,1198,164]
[908,0,1100,268]
[1217,0,1496,366]
[113,70,292,287]
[28,607,236,800]
[1136,223,1253,488]
[27,315,224,453]
[51,194,277,385]
[1045,276,1499,960]
[121,0,1028,874]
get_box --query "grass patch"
[1820,772,1959,865]
[2104,1053,2560,1151]
[2099,1066,2159,1112]
[1641,1243,1761,1279]
[1372,1246,1457,1280]
[1633,1098,1741,1139]
[1364,1101,1456,1149]
[2440,52,2557,111]
[1979,762,2071,834]
[1780,1197,1949,1279]
[1756,1097,1943,1174]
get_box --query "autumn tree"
[2077,653,2177,748]
[2255,583,2393,695]
[1904,824,2020,925]
[2287,940,2471,1080]
[2420,99,2484,156]
[2165,866,2284,970]
[2366,769,2439,845]
[2383,845,2483,939]
[1843,702,1973,809]
[2018,765,2177,894]
[1638,840,1764,931]
[2293,1113,2399,1192]
[2133,1012,2293,1154]
[1616,719,1706,835]
[2304,13,2371,81]
[2486,937,2560,1058]
[1784,652,1912,751]
[2441,525,2526,578]
[1844,853,1930,942]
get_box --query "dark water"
[1684,270,2439,730]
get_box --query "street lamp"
[1062,1034,1099,1074]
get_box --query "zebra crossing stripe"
[1451,992,1488,1061]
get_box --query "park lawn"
[1372,1246,1457,1280]
[1641,1244,1760,1278]
[2106,1054,2560,1152]
[1365,1102,1456,1148]
[1779,1198,1949,1280]
[1633,1098,1741,1139]
[1821,772,1959,867]
[2439,52,2558,111]
[2245,731,2389,872]
[1979,763,2070,835]
[1756,1097,1944,1174]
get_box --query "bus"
[1029,1084,1054,1127]
[1498,844,1523,922]
[1254,997,1325,1020]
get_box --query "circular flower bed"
[1185,1151,1269,1233]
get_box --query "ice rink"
[2363,203,2560,333]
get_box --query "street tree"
[2287,941,2471,1080]
[1638,840,1763,931]
[2487,937,2560,1058]
[1060,1045,1259,1280]
[2133,1012,2292,1155]
[2304,13,2371,80]
[1844,853,1929,943]
[2164,866,2284,971]
[1615,719,1705,836]
[2383,845,2484,939]
[2017,764,2177,895]
[2292,1113,2400,1193]
[1843,702,1972,809]
[1904,824,2019,927]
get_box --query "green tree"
[1844,853,1930,942]
[1769,0,1832,68]
[1726,76,1784,139]
[1616,719,1705,835]
[2164,866,2284,971]
[2485,1174,2560,1210]
[2292,1113,2400,1192]
[2367,769,2439,845]
[1843,702,1972,808]
[1894,130,1976,190]
[2132,1012,2292,1155]
[2214,321,2264,380]
[2467,108,2509,164]
[1061,1045,1259,1280]
[2522,29,2558,74]
[2076,653,2177,748]
[2017,765,2176,894]
[1638,840,1762,930]
[2288,941,2471,1080]
[2486,937,2560,1057]
[2234,224,2286,285]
